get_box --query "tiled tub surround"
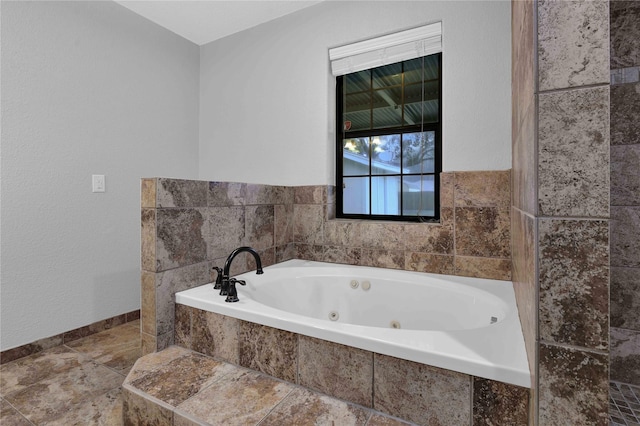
[610,0,640,388]
[165,304,531,426]
[139,172,515,424]
[176,260,530,387]
[140,170,512,355]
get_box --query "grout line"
[254,387,297,426]
[1,396,37,426]
[537,339,608,355]
[537,215,611,221]
[537,81,610,95]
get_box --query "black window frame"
[335,53,442,223]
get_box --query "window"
[334,51,441,222]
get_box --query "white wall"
[0,0,510,352]
[0,1,200,351]
[199,1,511,185]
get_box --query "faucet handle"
[225,278,245,303]
[229,278,246,286]
[212,267,223,289]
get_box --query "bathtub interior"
[239,262,511,331]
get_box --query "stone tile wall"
[511,0,537,402]
[512,0,611,424]
[610,0,640,386]
[141,170,512,355]
[175,305,530,426]
[141,179,297,354]
[295,171,512,280]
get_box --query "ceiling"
[115,0,324,46]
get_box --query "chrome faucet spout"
[219,246,263,298]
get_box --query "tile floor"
[0,321,141,425]
[123,345,414,426]
[0,322,413,425]
[1,320,638,425]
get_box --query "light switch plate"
[92,175,105,193]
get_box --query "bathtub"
[175,259,530,388]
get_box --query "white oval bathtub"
[175,259,530,387]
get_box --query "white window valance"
[329,22,442,76]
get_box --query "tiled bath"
[138,172,531,426]
[135,305,531,426]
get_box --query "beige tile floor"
[3,319,635,425]
[0,321,141,425]
[123,345,415,426]
[1,322,412,426]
